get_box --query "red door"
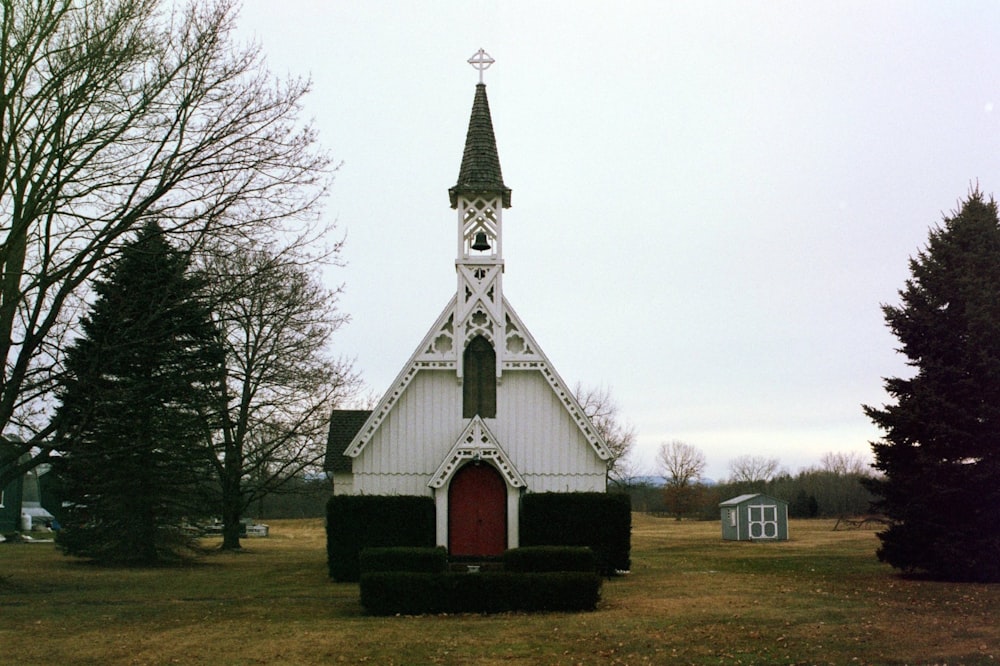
[448,462,507,557]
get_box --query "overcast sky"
[235,1,1000,481]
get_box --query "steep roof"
[325,410,372,472]
[449,83,512,209]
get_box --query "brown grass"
[1,515,997,665]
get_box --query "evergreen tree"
[864,190,1000,582]
[53,223,223,564]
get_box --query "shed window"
[463,335,496,418]
[727,508,736,527]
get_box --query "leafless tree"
[657,440,706,520]
[727,454,782,484]
[574,382,637,486]
[203,248,360,549]
[657,440,706,487]
[819,451,872,477]
[0,0,330,487]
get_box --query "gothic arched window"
[463,335,496,418]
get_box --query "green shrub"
[359,571,601,615]
[520,492,631,575]
[326,495,435,582]
[359,547,448,574]
[503,546,596,572]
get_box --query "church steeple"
[452,49,509,384]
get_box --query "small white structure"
[719,493,789,541]
[326,54,611,558]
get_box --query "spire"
[449,77,511,209]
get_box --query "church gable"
[344,297,610,465]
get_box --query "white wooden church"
[326,52,611,558]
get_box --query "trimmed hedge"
[359,571,602,615]
[360,547,448,574]
[520,492,631,575]
[326,495,435,582]
[503,546,596,573]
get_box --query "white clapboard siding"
[495,371,606,479]
[354,371,463,478]
[352,367,605,495]
[521,474,606,493]
[351,474,433,496]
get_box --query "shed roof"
[448,83,511,209]
[719,493,787,507]
[324,410,372,472]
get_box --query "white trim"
[748,504,779,539]
[428,416,525,489]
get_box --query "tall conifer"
[54,222,222,564]
[865,190,1000,581]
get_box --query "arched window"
[463,335,496,418]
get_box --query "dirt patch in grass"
[0,516,997,664]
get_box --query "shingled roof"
[449,83,512,209]
[324,409,372,473]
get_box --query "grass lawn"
[1,515,997,665]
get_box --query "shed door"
[748,504,778,539]
[448,462,507,556]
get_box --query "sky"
[234,1,1000,481]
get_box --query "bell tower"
[449,49,512,382]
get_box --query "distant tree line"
[616,447,877,520]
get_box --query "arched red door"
[448,462,507,557]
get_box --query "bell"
[471,231,491,251]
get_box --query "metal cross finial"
[468,48,495,84]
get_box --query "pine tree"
[53,222,223,564]
[864,190,1000,582]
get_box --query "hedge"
[359,547,448,574]
[359,571,602,615]
[326,495,436,582]
[503,546,596,573]
[519,492,631,575]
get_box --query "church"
[326,51,611,558]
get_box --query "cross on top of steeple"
[467,48,494,84]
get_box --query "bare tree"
[204,248,360,550]
[727,454,782,485]
[657,440,706,519]
[0,0,329,487]
[819,451,871,477]
[657,440,706,487]
[574,382,636,485]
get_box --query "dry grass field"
[1,515,998,665]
